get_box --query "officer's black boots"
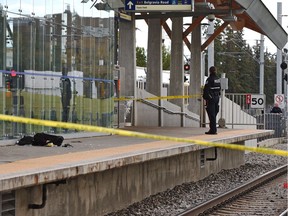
[205,131,217,135]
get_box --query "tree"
[162,44,171,70]
[214,24,259,93]
[263,52,277,105]
[136,47,147,67]
[136,45,171,70]
[212,22,277,107]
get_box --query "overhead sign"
[250,94,265,109]
[119,12,132,21]
[274,94,285,109]
[125,0,194,12]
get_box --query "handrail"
[138,99,199,122]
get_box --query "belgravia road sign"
[125,0,194,12]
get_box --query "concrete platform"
[0,127,274,216]
[0,127,272,163]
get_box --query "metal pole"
[259,34,264,94]
[207,20,214,69]
[232,94,234,129]
[218,73,226,128]
[282,67,287,138]
[276,2,282,94]
[220,73,226,119]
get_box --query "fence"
[201,93,286,138]
[256,113,286,138]
[0,70,115,139]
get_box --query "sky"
[244,0,288,53]
[0,0,287,53]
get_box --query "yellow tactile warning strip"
[0,114,287,158]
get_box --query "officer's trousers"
[206,97,219,133]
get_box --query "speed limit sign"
[250,94,265,108]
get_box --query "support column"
[118,17,136,97]
[0,13,6,70]
[147,18,163,126]
[189,17,202,118]
[119,17,136,126]
[147,19,162,96]
[170,17,184,126]
[170,17,184,107]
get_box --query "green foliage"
[162,44,171,70]
[136,45,171,70]
[136,47,147,67]
[212,24,277,106]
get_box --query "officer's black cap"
[209,66,216,74]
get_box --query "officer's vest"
[209,79,221,96]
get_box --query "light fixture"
[222,10,237,22]
[194,2,214,9]
[222,15,237,22]
[206,14,215,22]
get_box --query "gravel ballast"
[106,143,288,216]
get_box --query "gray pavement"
[0,126,229,164]
[1,126,271,165]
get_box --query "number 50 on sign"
[250,94,265,109]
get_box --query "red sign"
[11,69,16,77]
[275,94,284,103]
[274,94,285,109]
[246,94,251,104]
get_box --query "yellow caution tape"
[0,114,287,157]
[114,94,201,101]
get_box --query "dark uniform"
[203,71,221,134]
[270,104,282,113]
[60,77,72,122]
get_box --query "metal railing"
[202,93,286,138]
[256,113,286,138]
[218,93,265,129]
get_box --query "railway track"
[178,165,288,216]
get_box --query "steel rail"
[177,164,287,216]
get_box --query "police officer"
[203,66,221,135]
[60,66,72,123]
[270,103,282,114]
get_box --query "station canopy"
[218,0,287,50]
[122,0,288,50]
